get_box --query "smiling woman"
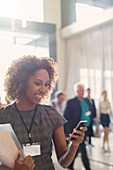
[0,55,87,170]
[4,55,58,104]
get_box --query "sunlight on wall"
[0,0,44,22]
[76,3,104,22]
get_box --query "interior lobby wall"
[43,0,66,92]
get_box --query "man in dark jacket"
[64,83,91,170]
[85,88,97,146]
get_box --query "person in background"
[85,88,97,146]
[50,91,67,115]
[0,96,6,107]
[0,103,6,107]
[64,83,91,170]
[98,90,113,152]
[0,55,87,170]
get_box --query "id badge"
[23,142,41,157]
[85,111,91,116]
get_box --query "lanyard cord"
[14,102,37,145]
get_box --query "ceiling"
[76,0,113,9]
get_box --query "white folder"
[0,123,24,168]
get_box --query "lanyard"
[14,102,37,145]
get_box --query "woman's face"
[103,91,107,98]
[24,69,50,105]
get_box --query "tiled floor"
[52,131,113,170]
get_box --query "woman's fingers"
[80,127,87,132]
[23,155,35,169]
[15,150,22,162]
[66,127,87,144]
[66,126,88,147]
[69,133,84,141]
[14,152,35,170]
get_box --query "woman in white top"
[98,90,112,152]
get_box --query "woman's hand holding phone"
[66,121,88,146]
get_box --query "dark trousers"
[85,123,94,144]
[68,141,91,170]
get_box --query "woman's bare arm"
[53,126,86,168]
[0,166,12,170]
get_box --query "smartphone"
[69,120,88,140]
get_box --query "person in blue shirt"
[64,83,91,170]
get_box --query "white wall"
[60,7,113,102]
[43,0,66,91]
[61,7,113,38]
[43,1,113,98]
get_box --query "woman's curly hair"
[4,55,58,102]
